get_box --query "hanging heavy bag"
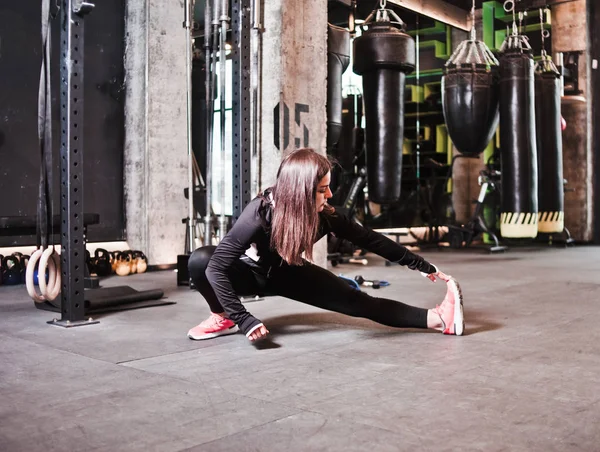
[535,54,564,233]
[353,11,415,204]
[327,24,351,153]
[498,34,538,238]
[442,31,500,156]
[327,24,351,197]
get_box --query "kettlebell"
[86,249,97,276]
[94,248,112,277]
[12,252,24,263]
[19,255,30,284]
[2,255,22,285]
[133,251,148,274]
[110,251,120,274]
[124,250,137,274]
[11,252,26,283]
[115,252,131,276]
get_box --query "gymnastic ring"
[503,0,514,13]
[38,248,61,302]
[47,252,62,301]
[26,249,46,303]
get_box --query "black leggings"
[188,246,428,329]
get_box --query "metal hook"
[50,0,61,19]
[386,9,406,30]
[505,0,518,36]
[362,4,406,30]
[541,7,551,39]
[73,1,95,16]
[539,7,550,54]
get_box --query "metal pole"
[53,0,97,327]
[231,0,252,222]
[203,0,215,245]
[218,0,230,240]
[415,16,421,216]
[250,0,261,197]
[184,0,195,253]
[206,0,221,244]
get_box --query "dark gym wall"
[0,1,126,246]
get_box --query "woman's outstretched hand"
[425,270,451,283]
[248,324,270,342]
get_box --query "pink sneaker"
[433,278,464,336]
[188,313,239,340]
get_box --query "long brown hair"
[270,148,334,265]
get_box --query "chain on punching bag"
[535,11,564,234]
[498,25,538,238]
[352,3,415,204]
[442,3,499,156]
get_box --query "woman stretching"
[188,148,464,342]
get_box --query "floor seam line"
[175,411,307,452]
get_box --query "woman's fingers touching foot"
[248,325,270,342]
[436,271,452,282]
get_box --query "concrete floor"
[1,246,600,451]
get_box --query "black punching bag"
[353,19,415,204]
[442,30,499,156]
[498,34,538,238]
[535,54,564,233]
[327,24,350,153]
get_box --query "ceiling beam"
[515,0,576,11]
[387,0,471,31]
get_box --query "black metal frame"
[49,0,165,324]
[231,0,252,222]
[58,0,87,324]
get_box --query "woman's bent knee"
[188,246,217,279]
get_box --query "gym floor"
[1,246,599,451]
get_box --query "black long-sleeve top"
[205,190,436,335]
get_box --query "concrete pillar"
[259,0,328,266]
[552,0,593,242]
[124,0,188,265]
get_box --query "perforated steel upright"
[56,0,92,325]
[231,0,252,222]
